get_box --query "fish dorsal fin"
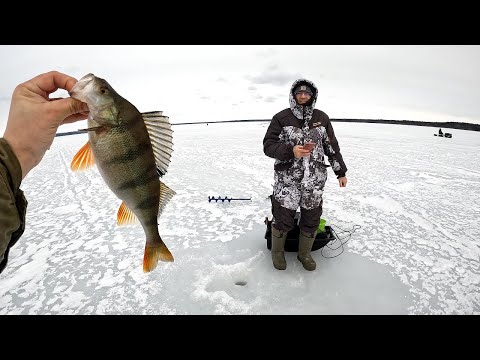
[117,201,138,226]
[142,111,173,177]
[158,180,176,217]
[71,141,95,171]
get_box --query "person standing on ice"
[263,78,348,271]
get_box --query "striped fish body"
[89,109,160,240]
[69,73,175,272]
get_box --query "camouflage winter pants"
[271,158,327,235]
[271,196,323,235]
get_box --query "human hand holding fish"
[3,70,89,180]
[69,73,176,272]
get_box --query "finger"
[62,113,89,124]
[29,70,79,95]
[48,97,89,120]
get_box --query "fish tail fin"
[143,240,174,272]
[71,141,95,171]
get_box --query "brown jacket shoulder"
[0,138,28,274]
[271,108,329,128]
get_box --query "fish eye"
[99,87,109,95]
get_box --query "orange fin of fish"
[71,141,95,171]
[143,242,174,272]
[117,201,138,226]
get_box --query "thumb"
[49,97,89,120]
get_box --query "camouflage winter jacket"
[263,108,348,178]
[0,138,27,274]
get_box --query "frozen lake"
[1,121,479,314]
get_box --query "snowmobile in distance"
[434,128,452,138]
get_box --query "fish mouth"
[69,73,96,97]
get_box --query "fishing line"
[321,224,361,258]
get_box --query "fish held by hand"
[69,73,176,272]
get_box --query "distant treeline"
[169,118,480,131]
[55,118,480,137]
[329,119,480,132]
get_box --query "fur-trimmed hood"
[289,78,318,121]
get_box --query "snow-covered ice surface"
[0,121,478,314]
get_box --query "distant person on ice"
[0,71,89,274]
[439,128,443,135]
[263,78,348,271]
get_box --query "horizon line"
[55,118,480,137]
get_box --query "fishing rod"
[208,196,252,203]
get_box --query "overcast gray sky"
[1,45,479,133]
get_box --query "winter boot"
[297,231,316,271]
[271,226,287,270]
